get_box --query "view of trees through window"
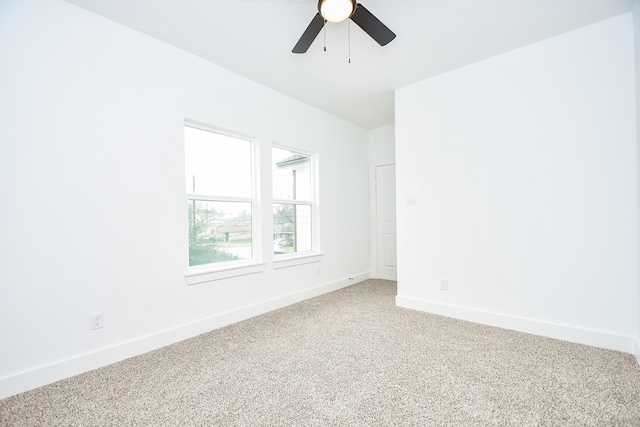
[187,200,252,266]
[185,125,253,267]
[185,125,316,269]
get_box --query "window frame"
[271,144,323,269]
[183,120,265,284]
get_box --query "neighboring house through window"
[184,123,320,283]
[272,146,316,256]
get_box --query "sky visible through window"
[184,126,251,219]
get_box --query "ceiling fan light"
[319,0,355,23]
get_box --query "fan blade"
[292,13,324,53]
[350,3,395,46]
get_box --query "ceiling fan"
[292,0,396,54]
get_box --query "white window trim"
[185,261,266,284]
[272,253,324,270]
[184,120,262,284]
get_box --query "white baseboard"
[0,272,370,400]
[396,295,636,354]
[634,339,640,367]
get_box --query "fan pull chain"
[348,19,351,63]
[323,18,327,51]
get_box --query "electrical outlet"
[440,280,449,291]
[316,267,321,276]
[91,312,103,330]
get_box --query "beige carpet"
[1,279,640,426]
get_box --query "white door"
[376,164,397,280]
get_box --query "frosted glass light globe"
[320,0,355,23]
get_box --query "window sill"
[185,261,266,285]
[272,253,324,270]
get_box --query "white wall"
[635,1,640,364]
[396,14,638,353]
[0,0,370,398]
[368,125,396,278]
[369,125,396,165]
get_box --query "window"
[184,123,259,278]
[272,146,316,257]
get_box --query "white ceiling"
[63,0,635,129]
